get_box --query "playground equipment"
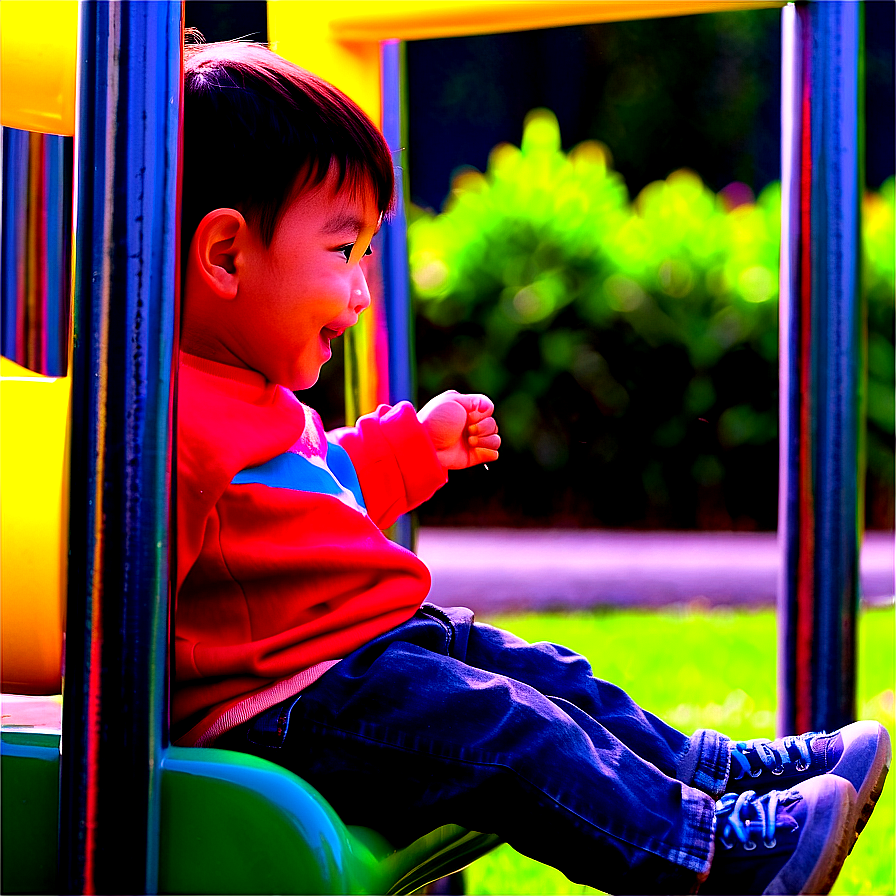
[0,0,865,892]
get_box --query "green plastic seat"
[1,718,499,895]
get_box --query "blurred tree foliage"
[409,111,895,530]
[864,180,896,529]
[407,10,782,212]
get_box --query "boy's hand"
[418,391,500,470]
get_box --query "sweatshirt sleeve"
[329,401,448,529]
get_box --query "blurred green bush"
[409,110,895,530]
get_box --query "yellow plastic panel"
[0,0,78,135]
[268,2,383,125]
[0,357,70,695]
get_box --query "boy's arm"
[329,402,448,529]
[329,392,500,530]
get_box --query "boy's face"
[233,172,379,390]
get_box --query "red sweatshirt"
[174,353,447,745]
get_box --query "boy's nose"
[351,269,371,314]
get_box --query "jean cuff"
[678,728,731,799]
[668,787,717,879]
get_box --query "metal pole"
[380,39,416,550]
[778,0,863,736]
[60,1,181,892]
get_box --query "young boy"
[175,40,890,895]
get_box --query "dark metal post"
[778,0,864,736]
[60,1,182,893]
[381,39,414,409]
[381,39,416,550]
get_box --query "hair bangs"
[182,41,395,250]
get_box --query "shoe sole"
[765,776,855,895]
[834,722,892,851]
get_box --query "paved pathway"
[416,529,895,614]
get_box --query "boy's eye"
[339,243,373,263]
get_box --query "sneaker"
[702,776,856,895]
[727,721,891,843]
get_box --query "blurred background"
[401,4,894,534]
[187,1,894,535]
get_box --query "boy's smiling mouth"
[321,326,346,341]
[321,315,359,341]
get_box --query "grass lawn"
[459,604,895,896]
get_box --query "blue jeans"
[217,605,731,894]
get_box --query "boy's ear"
[191,208,249,300]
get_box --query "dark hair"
[181,40,394,255]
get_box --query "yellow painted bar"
[0,0,78,135]
[321,0,787,41]
[0,358,70,694]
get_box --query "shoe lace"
[730,732,819,779]
[716,789,790,850]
